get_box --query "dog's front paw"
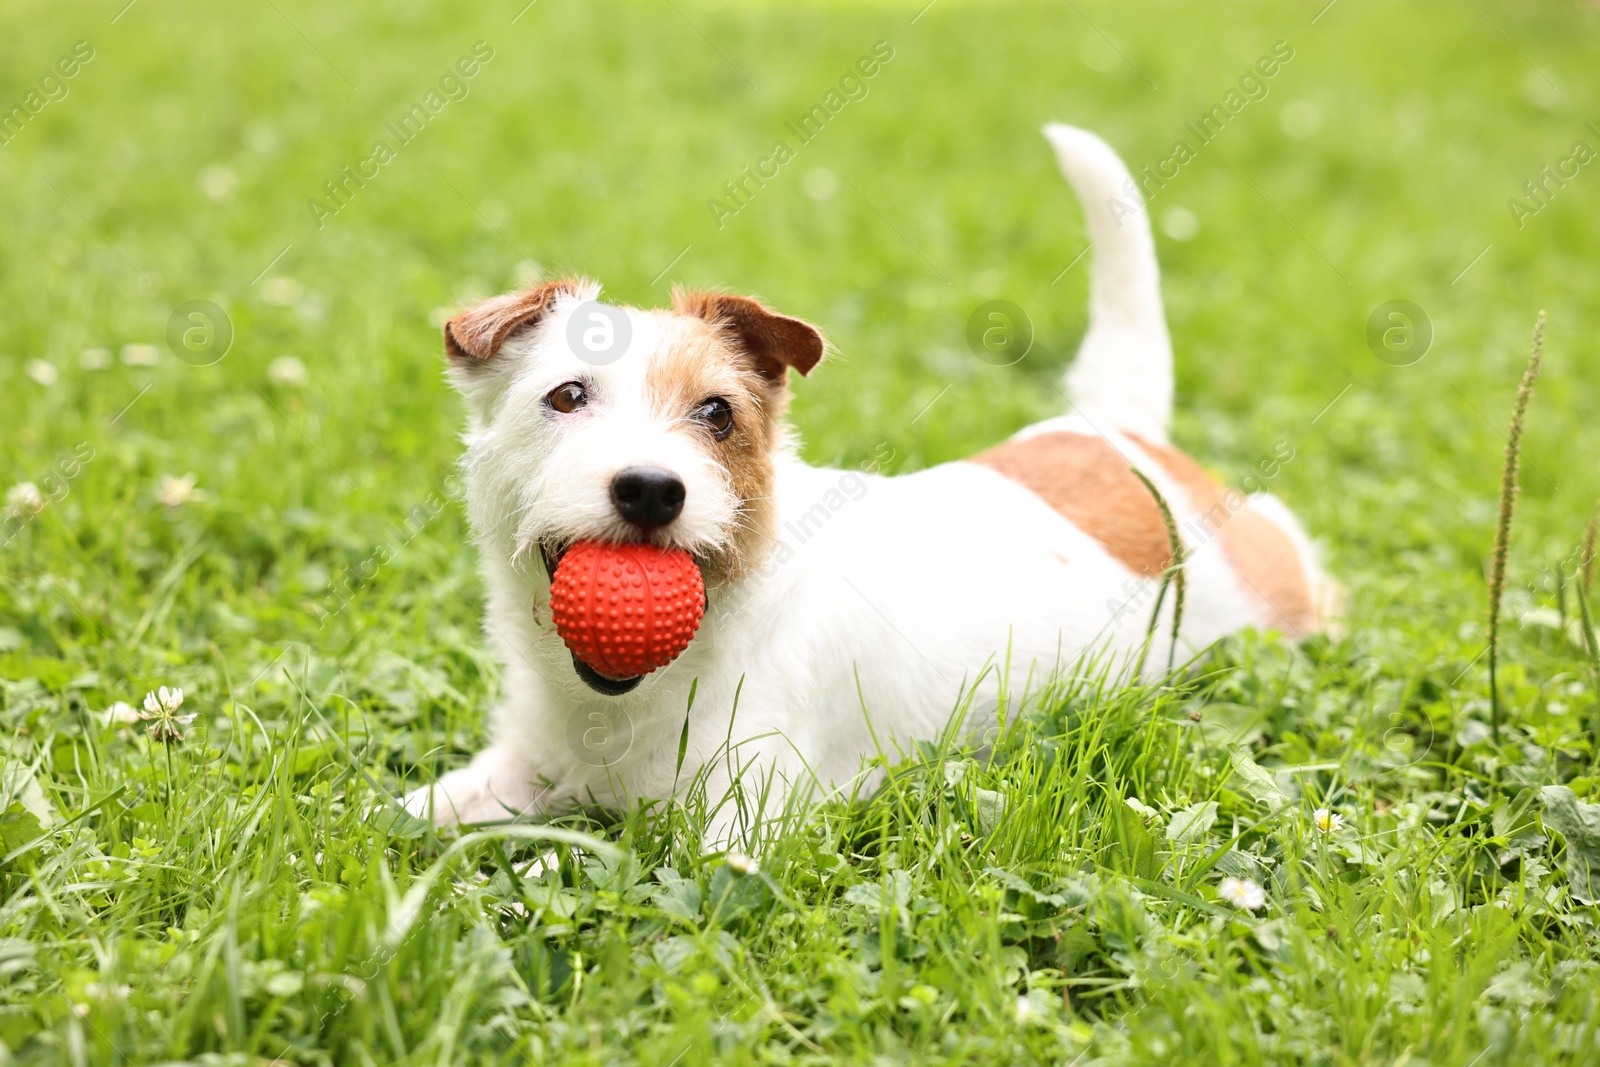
[402,746,546,827]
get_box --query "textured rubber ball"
[549,541,706,680]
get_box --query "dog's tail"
[1043,123,1173,442]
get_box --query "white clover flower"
[262,276,303,307]
[1313,808,1343,834]
[6,482,45,518]
[198,164,238,201]
[143,686,182,715]
[803,167,839,201]
[80,347,113,370]
[25,360,59,386]
[140,686,196,744]
[1218,876,1266,911]
[725,852,760,876]
[157,473,205,508]
[267,355,309,388]
[1161,206,1200,242]
[104,701,142,725]
[121,344,160,366]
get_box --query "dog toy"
[550,541,705,679]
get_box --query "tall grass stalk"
[1578,499,1600,756]
[1574,575,1600,750]
[1131,469,1187,675]
[1583,500,1598,593]
[1487,311,1544,743]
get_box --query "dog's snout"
[610,466,686,529]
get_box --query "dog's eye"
[692,397,734,439]
[546,382,587,414]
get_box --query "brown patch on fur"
[971,432,1173,577]
[444,277,590,362]
[671,289,826,382]
[645,314,784,584]
[1128,434,1318,636]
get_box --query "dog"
[402,125,1330,844]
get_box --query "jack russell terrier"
[403,124,1329,843]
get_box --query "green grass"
[4,0,1600,1062]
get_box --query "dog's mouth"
[539,538,709,696]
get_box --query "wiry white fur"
[404,127,1324,848]
[1044,123,1174,443]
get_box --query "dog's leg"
[402,744,551,827]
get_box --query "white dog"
[404,125,1328,843]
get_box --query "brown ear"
[444,278,589,362]
[671,289,825,382]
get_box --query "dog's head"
[444,277,825,606]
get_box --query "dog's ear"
[671,289,825,383]
[445,278,589,363]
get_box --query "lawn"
[3,0,1600,1062]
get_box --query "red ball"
[549,541,706,680]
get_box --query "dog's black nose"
[610,466,686,529]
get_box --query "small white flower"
[1161,206,1200,242]
[1280,99,1323,140]
[143,685,183,715]
[6,482,45,517]
[140,686,195,744]
[802,167,839,202]
[104,701,142,725]
[25,359,59,386]
[261,276,302,307]
[1313,808,1343,834]
[157,473,206,508]
[198,164,238,201]
[80,347,113,370]
[725,852,760,876]
[1218,876,1266,911]
[267,355,310,388]
[121,344,160,366]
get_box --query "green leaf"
[365,801,432,840]
[1167,801,1218,846]
[674,679,695,785]
[0,803,45,861]
[974,788,1006,833]
[1539,786,1600,905]
[1227,744,1287,813]
[843,871,912,917]
[1107,797,1159,879]
[983,866,1067,908]
[1125,796,1159,821]
[650,868,703,923]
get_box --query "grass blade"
[1488,310,1544,743]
